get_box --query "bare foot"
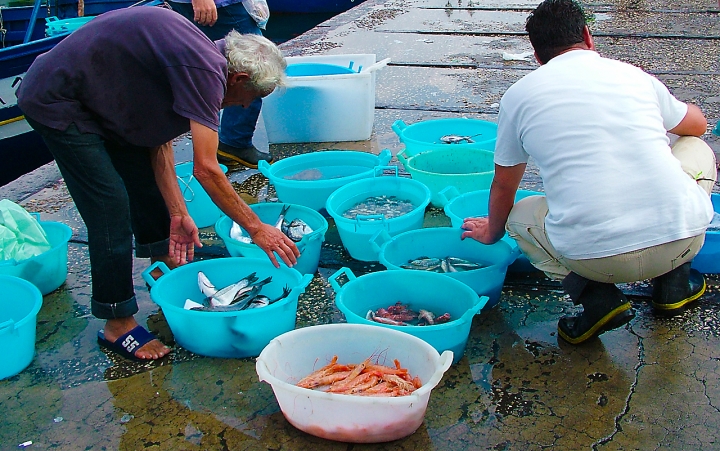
[104,317,171,360]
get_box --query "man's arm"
[189,120,299,267]
[669,104,707,137]
[150,142,203,265]
[461,163,526,244]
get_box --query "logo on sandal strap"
[122,335,140,353]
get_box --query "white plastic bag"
[241,0,270,29]
[0,199,51,262]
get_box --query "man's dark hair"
[525,0,589,64]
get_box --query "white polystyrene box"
[261,54,389,143]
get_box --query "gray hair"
[224,31,286,93]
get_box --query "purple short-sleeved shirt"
[17,7,227,147]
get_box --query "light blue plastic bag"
[241,0,269,29]
[0,199,51,262]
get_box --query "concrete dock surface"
[1,0,720,450]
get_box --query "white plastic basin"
[256,323,453,443]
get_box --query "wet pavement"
[2,0,720,449]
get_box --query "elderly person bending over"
[17,7,299,361]
[462,0,716,344]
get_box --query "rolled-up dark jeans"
[25,116,171,319]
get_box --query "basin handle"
[438,186,461,205]
[0,319,14,335]
[258,160,272,179]
[360,57,391,73]
[506,244,522,265]
[391,119,408,136]
[464,295,489,321]
[329,267,356,293]
[141,261,171,288]
[396,149,409,166]
[369,228,392,254]
[414,350,454,397]
[373,165,398,178]
[354,215,386,234]
[296,273,314,293]
[376,148,392,166]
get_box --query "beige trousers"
[506,136,717,283]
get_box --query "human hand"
[191,0,218,26]
[460,216,496,244]
[250,223,300,268]
[168,215,202,265]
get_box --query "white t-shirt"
[496,50,713,259]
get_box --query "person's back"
[496,49,711,259]
[17,7,226,147]
[463,0,716,345]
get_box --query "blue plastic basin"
[376,227,518,310]
[142,258,312,358]
[0,219,72,295]
[286,62,356,76]
[330,268,486,364]
[175,162,228,228]
[693,193,720,274]
[0,275,43,379]
[443,188,544,272]
[397,147,495,208]
[392,118,498,156]
[215,203,329,275]
[325,168,431,261]
[259,150,392,212]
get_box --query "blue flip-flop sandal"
[97,325,163,361]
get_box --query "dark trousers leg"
[26,118,171,319]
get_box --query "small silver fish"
[228,275,273,307]
[197,271,217,297]
[274,205,291,230]
[446,257,484,272]
[281,218,313,242]
[408,257,440,269]
[440,134,475,144]
[207,272,259,307]
[243,286,292,309]
[194,275,272,311]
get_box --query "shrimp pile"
[296,356,422,397]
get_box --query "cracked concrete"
[1,0,720,449]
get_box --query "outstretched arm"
[461,163,526,244]
[149,142,202,265]
[189,120,300,268]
